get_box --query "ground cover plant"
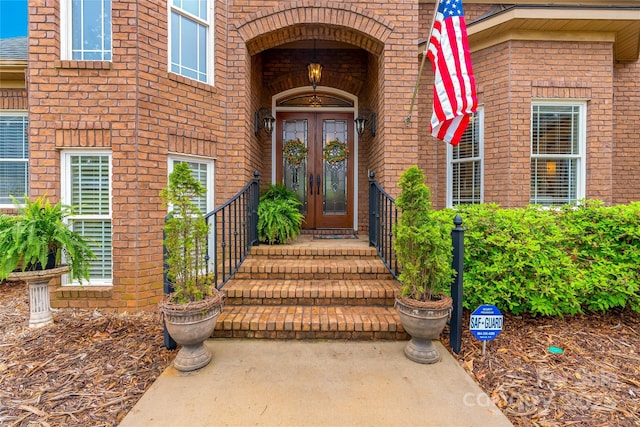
[433,201,640,317]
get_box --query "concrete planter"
[395,296,452,364]
[9,265,69,328]
[159,294,223,372]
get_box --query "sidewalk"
[120,339,512,427]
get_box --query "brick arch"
[236,2,394,56]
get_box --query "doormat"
[312,234,359,240]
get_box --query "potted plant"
[393,166,455,363]
[0,195,95,328]
[158,162,224,372]
[257,184,304,244]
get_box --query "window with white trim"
[530,102,586,206]
[447,108,483,206]
[168,157,214,214]
[0,113,28,206]
[62,152,112,285]
[61,0,113,61]
[169,0,213,84]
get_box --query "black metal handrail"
[204,170,260,289]
[368,172,398,278]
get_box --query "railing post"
[162,216,177,350]
[450,214,464,354]
[251,170,260,246]
[369,171,377,247]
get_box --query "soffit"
[0,60,27,89]
[468,6,640,61]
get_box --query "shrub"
[161,162,212,303]
[432,201,640,316]
[394,166,454,302]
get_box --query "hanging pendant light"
[307,40,323,89]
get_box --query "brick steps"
[212,305,404,340]
[213,238,407,340]
[232,259,391,280]
[224,279,401,306]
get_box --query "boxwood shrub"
[432,201,640,316]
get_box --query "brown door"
[275,112,354,229]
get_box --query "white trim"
[271,86,359,231]
[167,0,215,86]
[60,0,72,60]
[60,150,113,286]
[530,100,587,205]
[446,107,484,207]
[0,111,29,208]
[60,0,112,61]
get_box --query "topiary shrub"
[394,166,454,303]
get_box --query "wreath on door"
[283,138,308,167]
[323,139,349,165]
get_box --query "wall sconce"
[307,40,323,89]
[355,108,376,137]
[254,108,275,136]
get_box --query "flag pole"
[404,0,441,127]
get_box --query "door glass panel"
[282,119,308,214]
[322,119,348,215]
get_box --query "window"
[447,108,483,206]
[62,152,112,285]
[169,0,213,84]
[61,0,113,61]
[168,157,214,214]
[0,113,28,206]
[531,102,586,206]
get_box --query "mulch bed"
[443,309,640,426]
[1,279,639,426]
[0,280,173,426]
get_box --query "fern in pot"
[0,195,95,327]
[257,184,304,244]
[393,166,455,363]
[159,162,224,372]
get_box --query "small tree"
[394,166,454,302]
[161,163,212,303]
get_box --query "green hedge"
[432,201,640,316]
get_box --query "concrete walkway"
[120,340,512,427]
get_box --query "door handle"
[316,174,321,196]
[309,173,314,195]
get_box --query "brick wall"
[613,60,640,203]
[25,0,421,310]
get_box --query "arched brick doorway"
[237,3,419,232]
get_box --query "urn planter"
[159,294,224,372]
[395,296,452,364]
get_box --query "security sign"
[469,304,503,341]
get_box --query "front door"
[276,112,354,229]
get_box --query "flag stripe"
[426,0,477,146]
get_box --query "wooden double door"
[275,112,354,229]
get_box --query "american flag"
[426,0,477,146]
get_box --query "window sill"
[55,286,113,299]
[54,60,112,70]
[168,72,215,92]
